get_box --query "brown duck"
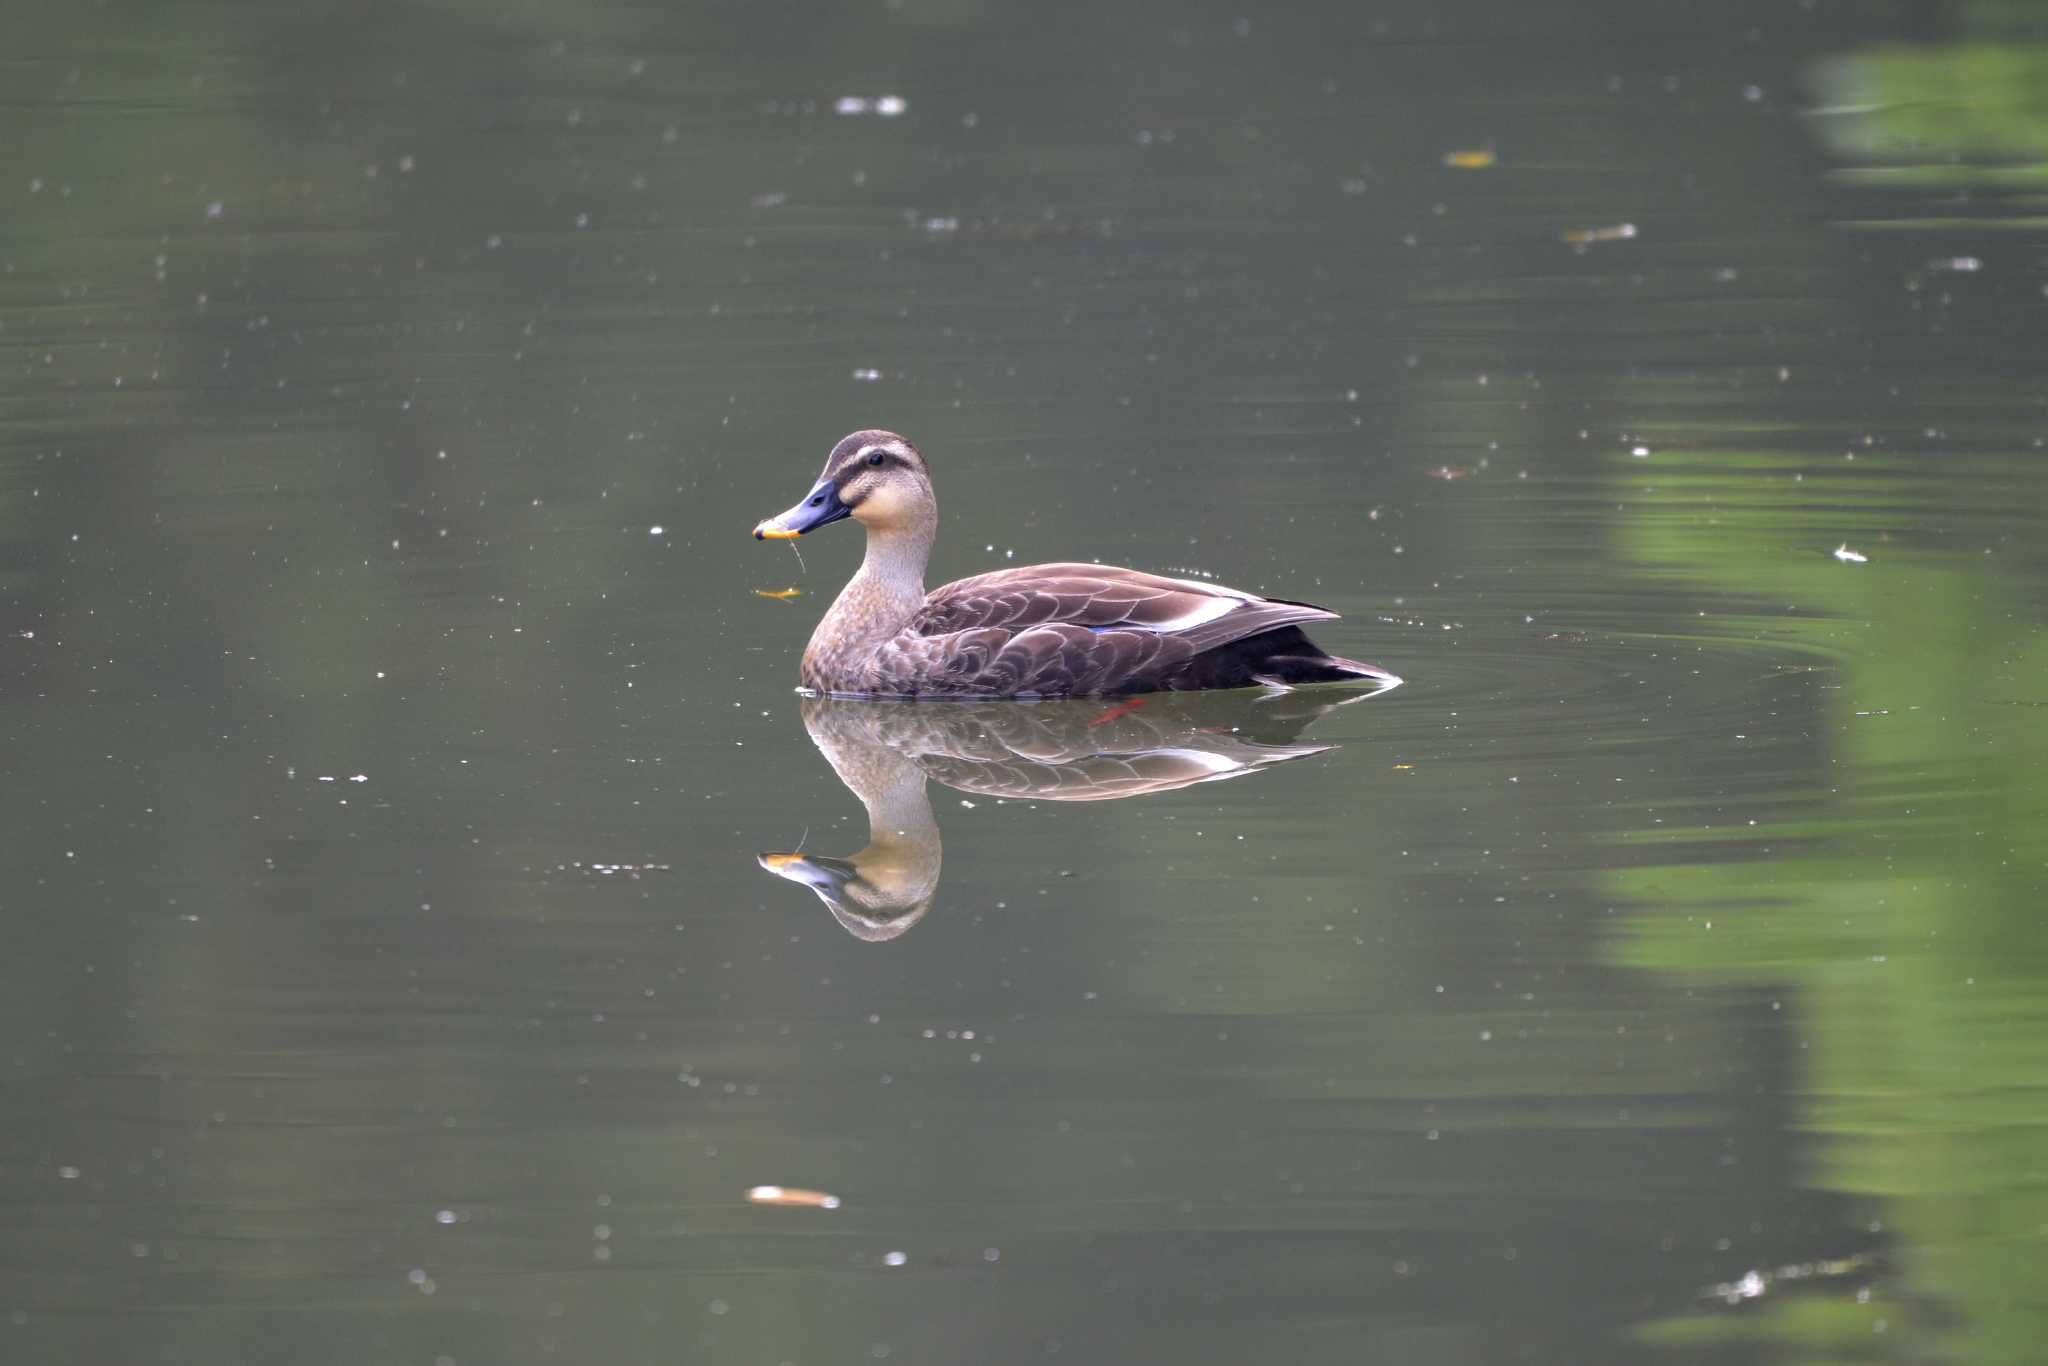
[752,429,1401,698]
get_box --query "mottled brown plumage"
[752,430,1399,698]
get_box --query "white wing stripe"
[1133,596,1239,633]
[1164,575,1256,602]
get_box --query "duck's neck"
[807,522,935,685]
[849,757,941,890]
[853,521,934,620]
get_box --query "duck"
[752,429,1401,699]
[758,692,1356,939]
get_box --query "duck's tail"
[1251,654,1402,689]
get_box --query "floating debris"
[1832,543,1869,563]
[1562,222,1637,245]
[1425,465,1472,481]
[1701,1252,1874,1306]
[834,95,906,118]
[747,1185,841,1210]
[754,587,804,602]
[558,861,673,879]
[1442,148,1496,169]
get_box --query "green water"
[4,2,2046,1362]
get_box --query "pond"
[3,2,2045,1362]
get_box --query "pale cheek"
[855,486,906,526]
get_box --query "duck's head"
[753,430,933,541]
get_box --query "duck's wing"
[874,564,1338,696]
[913,563,1336,652]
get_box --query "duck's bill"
[757,850,859,891]
[753,478,850,539]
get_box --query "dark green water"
[4,2,2046,1362]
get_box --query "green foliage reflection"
[1607,448,2048,1362]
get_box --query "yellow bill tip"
[754,522,801,540]
[758,852,801,870]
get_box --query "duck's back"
[832,562,1359,698]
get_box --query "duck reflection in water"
[757,686,1394,940]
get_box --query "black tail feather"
[1164,625,1400,691]
[1252,654,1403,687]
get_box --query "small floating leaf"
[1562,222,1638,245]
[747,1185,841,1209]
[754,587,804,601]
[1442,148,1496,169]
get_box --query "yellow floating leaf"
[1442,149,1496,169]
[754,587,804,601]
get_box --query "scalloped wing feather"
[840,564,1338,696]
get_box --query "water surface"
[4,3,2046,1363]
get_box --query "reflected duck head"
[756,843,938,943]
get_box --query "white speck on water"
[649,525,665,536]
[851,367,882,381]
[875,95,907,117]
[883,1250,908,1267]
[57,1165,80,1180]
[434,1209,458,1224]
[1631,445,1650,457]
[204,201,224,220]
[1832,543,1869,563]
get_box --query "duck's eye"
[866,451,886,466]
